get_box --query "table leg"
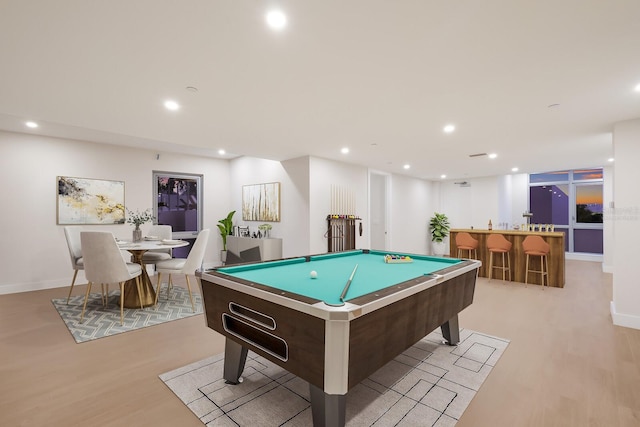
[440,314,460,346]
[123,251,157,308]
[309,384,346,427]
[223,338,248,384]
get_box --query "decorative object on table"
[217,211,235,263]
[257,223,272,238]
[51,286,202,343]
[242,182,280,221]
[57,176,125,225]
[429,212,450,256]
[126,208,154,242]
[488,219,492,230]
[160,329,509,427]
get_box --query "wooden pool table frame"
[198,251,480,427]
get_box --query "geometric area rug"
[159,329,509,426]
[52,286,202,343]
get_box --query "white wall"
[388,174,435,254]
[228,156,310,258]
[0,130,230,294]
[611,119,640,329]
[439,177,500,230]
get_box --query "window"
[529,169,603,254]
[153,172,203,257]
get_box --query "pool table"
[197,249,480,427]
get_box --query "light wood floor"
[0,261,638,426]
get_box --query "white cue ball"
[310,270,318,279]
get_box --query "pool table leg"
[223,338,248,384]
[309,384,346,427]
[440,314,460,346]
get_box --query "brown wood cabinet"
[449,229,566,287]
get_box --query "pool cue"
[339,264,358,302]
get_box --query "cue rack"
[326,184,361,252]
[325,215,362,252]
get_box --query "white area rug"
[160,329,509,426]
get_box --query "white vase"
[432,241,447,256]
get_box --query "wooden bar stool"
[522,235,550,288]
[487,234,512,281]
[455,232,479,259]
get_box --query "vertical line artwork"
[242,182,281,222]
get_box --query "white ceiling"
[1,1,639,180]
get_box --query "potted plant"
[126,208,154,242]
[217,211,235,263]
[429,212,450,256]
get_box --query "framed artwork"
[57,176,125,224]
[242,182,281,222]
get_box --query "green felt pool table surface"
[217,249,463,306]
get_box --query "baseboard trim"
[610,301,640,330]
[0,278,71,295]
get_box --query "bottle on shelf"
[488,219,492,230]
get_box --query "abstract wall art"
[57,176,125,224]
[242,182,280,222]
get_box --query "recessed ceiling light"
[403,164,410,170]
[443,124,455,133]
[488,153,497,159]
[511,167,519,172]
[634,83,640,92]
[440,174,447,179]
[164,100,180,111]
[25,121,38,128]
[266,10,287,30]
[341,147,349,154]
[608,157,614,162]
[218,149,226,155]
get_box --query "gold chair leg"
[168,274,173,294]
[508,254,511,281]
[525,254,530,285]
[488,252,493,281]
[501,253,506,281]
[80,282,93,323]
[185,275,195,312]
[120,282,125,326]
[136,276,144,310]
[545,255,550,288]
[66,269,79,304]
[155,272,163,306]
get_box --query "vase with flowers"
[126,208,154,242]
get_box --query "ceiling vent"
[454,181,471,187]
[468,153,487,158]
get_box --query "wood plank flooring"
[0,261,638,426]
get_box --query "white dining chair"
[64,226,84,304]
[141,224,173,264]
[154,229,210,312]
[80,231,144,325]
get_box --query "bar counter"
[449,229,565,287]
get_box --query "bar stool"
[522,235,550,288]
[455,232,479,259]
[487,234,512,281]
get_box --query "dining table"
[116,238,189,308]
